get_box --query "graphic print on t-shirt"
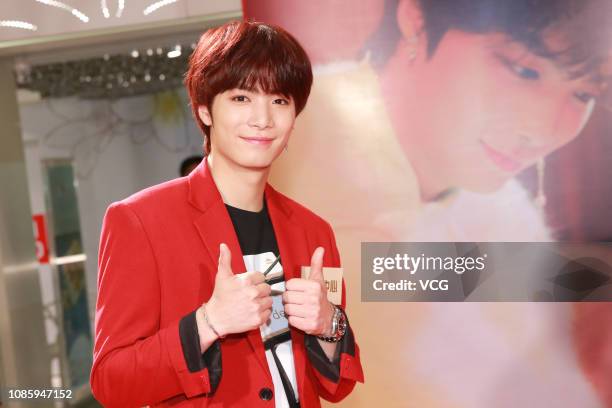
[243,251,298,408]
[243,252,289,341]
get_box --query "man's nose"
[248,101,273,129]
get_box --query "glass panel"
[44,160,92,390]
[58,262,92,389]
[46,162,83,258]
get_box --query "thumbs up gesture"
[204,243,273,337]
[283,247,335,336]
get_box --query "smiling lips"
[239,136,275,145]
[480,140,522,173]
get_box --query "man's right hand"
[200,243,272,339]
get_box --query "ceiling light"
[71,9,90,22]
[167,45,181,59]
[101,0,110,18]
[0,20,38,31]
[35,0,90,23]
[116,0,125,18]
[143,0,179,16]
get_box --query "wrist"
[205,302,226,339]
[317,304,347,343]
[322,301,336,337]
[197,303,224,344]
[195,306,217,350]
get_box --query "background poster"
[244,1,612,407]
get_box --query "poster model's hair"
[368,0,612,84]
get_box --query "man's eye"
[574,91,596,104]
[232,95,248,102]
[273,98,289,105]
[510,63,540,80]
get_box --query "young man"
[90,21,363,407]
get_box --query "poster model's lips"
[480,140,521,173]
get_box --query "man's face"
[198,88,296,170]
[381,29,602,195]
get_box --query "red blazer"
[91,162,364,407]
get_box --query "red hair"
[184,20,313,153]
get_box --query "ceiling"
[0,0,242,57]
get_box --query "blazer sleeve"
[305,221,364,402]
[90,202,216,407]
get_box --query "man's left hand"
[283,247,334,336]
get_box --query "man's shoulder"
[110,176,190,214]
[271,188,332,232]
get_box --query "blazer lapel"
[193,201,244,291]
[265,185,310,400]
[188,161,270,374]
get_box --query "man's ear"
[197,105,212,126]
[396,0,425,42]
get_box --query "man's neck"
[206,153,269,212]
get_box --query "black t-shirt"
[225,203,278,260]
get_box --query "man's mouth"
[239,136,275,145]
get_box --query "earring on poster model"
[405,33,419,64]
[535,158,547,209]
[283,144,288,152]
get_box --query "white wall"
[19,88,205,321]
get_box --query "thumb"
[308,247,325,282]
[217,243,233,278]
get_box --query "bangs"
[238,65,288,97]
[206,23,311,111]
[231,47,301,100]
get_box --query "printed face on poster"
[244,1,612,407]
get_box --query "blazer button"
[259,387,273,401]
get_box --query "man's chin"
[236,158,275,171]
[235,148,284,170]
